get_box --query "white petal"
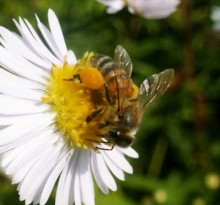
[5,132,58,175]
[12,152,41,184]
[61,149,79,205]
[0,68,43,101]
[55,159,70,205]
[40,147,70,205]
[15,143,55,190]
[0,114,35,126]
[66,50,77,65]
[74,169,82,205]
[36,15,63,60]
[97,0,125,13]
[128,0,180,19]
[14,18,61,65]
[1,147,25,169]
[117,147,139,158]
[0,26,52,70]
[48,9,68,58]
[102,152,125,180]
[0,113,54,147]
[0,67,42,89]
[23,18,59,64]
[0,46,48,83]
[79,151,94,205]
[91,152,109,194]
[0,126,56,155]
[92,151,117,191]
[22,140,65,204]
[0,95,48,115]
[18,146,55,202]
[103,149,133,174]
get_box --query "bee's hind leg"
[86,107,104,123]
[63,74,81,82]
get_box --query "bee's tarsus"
[96,145,114,151]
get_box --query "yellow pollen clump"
[80,67,104,89]
[42,53,106,150]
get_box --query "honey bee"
[77,45,174,150]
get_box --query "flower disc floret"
[42,53,106,150]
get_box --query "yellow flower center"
[42,53,107,150]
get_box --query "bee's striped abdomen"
[92,55,115,77]
[91,54,134,99]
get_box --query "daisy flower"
[0,9,139,205]
[97,0,181,19]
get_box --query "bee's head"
[107,129,133,148]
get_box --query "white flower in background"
[211,6,220,31]
[0,9,138,205]
[97,0,180,19]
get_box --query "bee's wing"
[114,45,133,77]
[113,45,134,111]
[138,69,174,111]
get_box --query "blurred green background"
[0,0,220,204]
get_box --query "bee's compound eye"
[108,130,120,139]
[108,130,132,148]
[80,67,105,89]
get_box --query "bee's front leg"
[96,145,114,151]
[86,107,104,123]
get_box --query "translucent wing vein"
[114,45,133,77]
[138,69,174,111]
